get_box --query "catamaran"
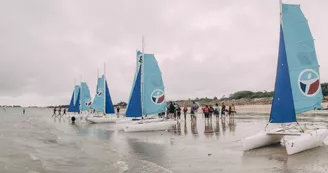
[242,1,328,155]
[69,80,92,122]
[86,65,118,123]
[119,39,176,132]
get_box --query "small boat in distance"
[242,1,328,155]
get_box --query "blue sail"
[81,82,92,111]
[269,25,296,123]
[282,4,322,113]
[74,89,81,113]
[270,4,323,123]
[91,76,105,112]
[143,54,166,115]
[73,85,80,106]
[105,80,115,114]
[125,65,142,117]
[67,91,75,112]
[126,50,142,111]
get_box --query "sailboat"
[86,65,118,123]
[69,80,92,122]
[241,1,328,155]
[122,39,176,132]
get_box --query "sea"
[1,107,328,173]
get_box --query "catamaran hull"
[284,129,328,155]
[123,120,177,133]
[242,131,283,151]
[116,118,165,131]
[86,117,120,123]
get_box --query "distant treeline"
[0,105,21,107]
[41,83,328,108]
[177,82,328,103]
[45,101,128,108]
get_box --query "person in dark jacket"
[169,102,175,119]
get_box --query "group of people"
[164,101,236,121]
[52,107,66,117]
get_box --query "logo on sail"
[85,99,92,107]
[97,88,103,96]
[298,69,320,96]
[151,89,165,105]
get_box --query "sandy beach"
[0,107,327,173]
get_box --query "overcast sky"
[0,0,327,106]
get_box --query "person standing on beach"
[209,105,214,122]
[63,108,66,116]
[52,107,57,117]
[176,105,181,120]
[231,103,236,119]
[221,102,226,119]
[117,106,120,114]
[190,106,195,120]
[58,107,61,117]
[203,105,210,123]
[23,108,26,115]
[214,103,220,121]
[228,105,232,119]
[192,101,199,121]
[169,102,175,119]
[183,105,188,120]
[116,106,120,118]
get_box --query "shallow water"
[1,108,328,173]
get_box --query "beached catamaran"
[69,79,92,121]
[120,38,176,132]
[86,64,118,123]
[242,1,328,155]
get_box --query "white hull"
[284,129,328,155]
[116,118,140,124]
[68,114,85,121]
[116,118,164,131]
[123,120,177,133]
[86,116,120,123]
[242,128,328,155]
[242,129,283,151]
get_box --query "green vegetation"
[321,82,328,96]
[227,90,274,100]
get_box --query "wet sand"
[1,108,328,173]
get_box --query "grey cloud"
[0,0,327,106]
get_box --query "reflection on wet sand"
[70,123,113,140]
[191,118,198,136]
[125,137,169,169]
[204,121,214,137]
[184,121,188,135]
[214,121,220,136]
[228,118,237,135]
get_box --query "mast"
[80,74,82,114]
[74,77,76,103]
[141,35,145,116]
[280,0,283,26]
[104,62,106,113]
